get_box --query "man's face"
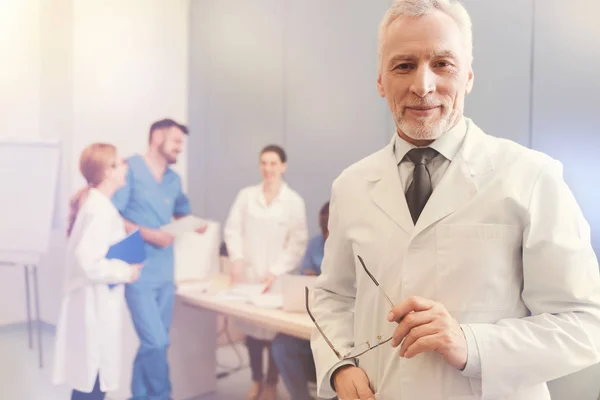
[157,127,186,165]
[259,151,286,184]
[377,10,473,142]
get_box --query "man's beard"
[161,149,178,165]
[396,100,458,141]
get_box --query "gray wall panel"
[462,0,533,145]
[531,0,600,255]
[283,0,390,234]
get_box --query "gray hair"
[378,0,473,71]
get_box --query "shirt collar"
[256,182,289,206]
[393,117,467,164]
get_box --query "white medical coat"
[311,119,600,400]
[53,189,133,393]
[225,183,308,340]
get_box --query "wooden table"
[177,284,313,340]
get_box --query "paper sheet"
[249,293,283,309]
[175,280,213,295]
[229,283,268,297]
[211,283,282,309]
[162,215,208,236]
[173,220,221,283]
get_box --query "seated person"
[271,202,329,400]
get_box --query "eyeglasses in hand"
[305,255,396,361]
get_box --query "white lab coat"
[311,119,600,400]
[224,183,308,340]
[53,189,133,393]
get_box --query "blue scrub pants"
[125,282,175,400]
[271,334,316,400]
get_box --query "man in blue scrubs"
[113,118,202,400]
[271,202,330,400]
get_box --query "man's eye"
[394,63,414,71]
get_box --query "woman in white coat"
[53,143,143,400]
[225,144,308,400]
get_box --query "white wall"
[0,1,41,141]
[71,0,190,191]
[0,0,44,326]
[0,0,190,326]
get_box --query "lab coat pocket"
[435,224,522,312]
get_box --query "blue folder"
[106,229,146,289]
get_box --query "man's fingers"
[334,366,374,400]
[391,310,435,347]
[355,380,375,400]
[387,296,436,323]
[398,323,438,356]
[336,382,359,400]
[403,333,440,359]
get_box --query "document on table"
[161,215,207,236]
[212,283,283,309]
[249,293,283,309]
[212,284,265,301]
[175,280,213,295]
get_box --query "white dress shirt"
[394,118,466,192]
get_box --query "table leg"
[24,265,33,349]
[33,265,43,368]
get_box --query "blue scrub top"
[112,154,191,285]
[299,234,326,275]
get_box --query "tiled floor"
[0,324,291,400]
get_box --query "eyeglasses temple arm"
[357,255,396,309]
[305,286,343,360]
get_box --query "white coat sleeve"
[463,160,600,398]
[270,197,308,276]
[310,179,360,399]
[224,190,246,262]
[73,212,133,284]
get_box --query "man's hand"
[387,296,467,370]
[150,230,176,248]
[261,273,277,293]
[129,264,143,283]
[333,365,375,400]
[229,260,244,286]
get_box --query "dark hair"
[260,144,287,163]
[149,118,189,142]
[219,242,228,257]
[320,201,330,216]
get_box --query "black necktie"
[405,147,438,224]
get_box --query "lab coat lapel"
[368,142,414,234]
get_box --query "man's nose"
[410,66,436,98]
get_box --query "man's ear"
[377,73,385,98]
[465,68,474,94]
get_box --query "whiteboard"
[0,138,61,264]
